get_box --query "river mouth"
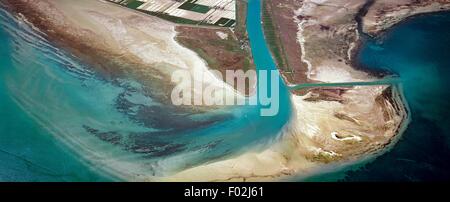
[0,0,292,181]
[1,0,448,182]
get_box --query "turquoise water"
[3,0,448,182]
[308,12,450,181]
[344,12,450,181]
[0,0,292,181]
[0,10,112,181]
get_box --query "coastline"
[1,0,255,181]
[161,0,409,182]
[0,0,438,182]
[169,0,411,182]
[363,0,450,36]
[3,0,249,103]
[105,0,257,95]
[366,9,450,40]
[2,0,291,181]
[263,0,450,85]
[261,0,309,85]
[353,2,450,78]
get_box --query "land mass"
[3,0,254,100]
[2,0,254,179]
[165,0,450,181]
[3,0,446,182]
[264,0,450,86]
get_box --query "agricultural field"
[109,0,236,27]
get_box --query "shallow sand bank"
[4,0,244,106]
[162,0,411,182]
[3,0,411,182]
[163,85,407,182]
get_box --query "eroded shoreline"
[0,0,426,182]
[165,0,410,181]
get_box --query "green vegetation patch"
[126,0,144,9]
[215,18,235,27]
[262,2,287,71]
[234,0,247,37]
[224,19,236,27]
[178,2,211,14]
[215,18,229,25]
[141,10,201,25]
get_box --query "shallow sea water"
[307,11,450,181]
[0,0,292,181]
[1,0,449,181]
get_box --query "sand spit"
[183,0,449,182]
[2,0,418,181]
[4,0,243,106]
[162,0,417,182]
[165,0,430,181]
[160,0,444,181]
[164,85,407,182]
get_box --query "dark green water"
[314,12,450,181]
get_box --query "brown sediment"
[173,1,256,95]
[259,0,450,88]
[235,0,249,41]
[164,82,409,182]
[299,84,407,160]
[3,0,256,101]
[174,0,253,74]
[175,26,254,73]
[363,0,450,36]
[302,87,351,103]
[163,0,418,182]
[175,26,256,95]
[262,0,309,85]
[334,112,360,125]
[271,0,419,165]
[3,1,119,78]
[162,0,409,182]
[260,0,450,87]
[1,0,416,182]
[262,0,379,95]
[2,0,176,104]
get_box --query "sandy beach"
[162,0,413,181]
[4,0,247,107]
[2,0,426,182]
[163,0,421,181]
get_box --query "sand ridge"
[2,0,418,182]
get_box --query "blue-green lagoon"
[1,0,450,181]
[311,11,450,181]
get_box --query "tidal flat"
[0,0,449,181]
